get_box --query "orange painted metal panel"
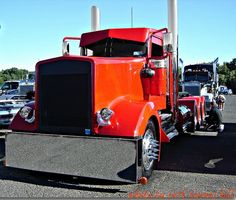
[95,98,162,137]
[92,57,166,137]
[150,68,167,96]
[93,57,145,112]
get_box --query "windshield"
[185,74,209,82]
[82,38,147,57]
[184,72,210,82]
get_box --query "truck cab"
[7,27,196,183]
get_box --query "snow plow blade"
[5,132,142,183]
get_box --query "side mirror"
[62,37,80,56]
[163,32,173,53]
[62,41,70,56]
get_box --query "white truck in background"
[0,79,35,126]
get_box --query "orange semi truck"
[5,27,206,183]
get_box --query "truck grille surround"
[38,59,92,135]
[184,85,200,96]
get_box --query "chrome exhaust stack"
[168,0,178,116]
[91,6,100,31]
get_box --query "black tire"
[196,122,201,131]
[188,108,197,133]
[141,120,158,179]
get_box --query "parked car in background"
[0,82,35,100]
[0,100,26,126]
[228,89,233,95]
[221,88,232,95]
[218,85,233,95]
[0,81,19,95]
[0,79,35,127]
[0,73,35,96]
[0,89,19,100]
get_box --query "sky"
[0,0,236,71]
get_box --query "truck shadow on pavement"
[0,166,125,193]
[0,138,4,160]
[156,122,236,175]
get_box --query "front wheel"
[141,120,159,178]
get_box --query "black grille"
[184,85,200,96]
[38,59,92,135]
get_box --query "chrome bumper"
[6,132,141,183]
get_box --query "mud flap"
[6,132,142,183]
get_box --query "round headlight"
[19,106,35,123]
[19,106,32,119]
[96,108,114,126]
[100,108,114,121]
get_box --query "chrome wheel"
[142,128,159,171]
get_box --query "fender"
[181,96,202,124]
[95,96,162,138]
[11,98,165,141]
[10,101,36,132]
[178,98,197,132]
[178,98,196,114]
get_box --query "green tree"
[218,63,229,85]
[226,58,236,71]
[218,58,236,93]
[0,68,29,83]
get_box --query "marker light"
[96,108,114,126]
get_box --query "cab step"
[160,113,172,122]
[166,129,179,140]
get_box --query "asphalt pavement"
[0,96,235,198]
